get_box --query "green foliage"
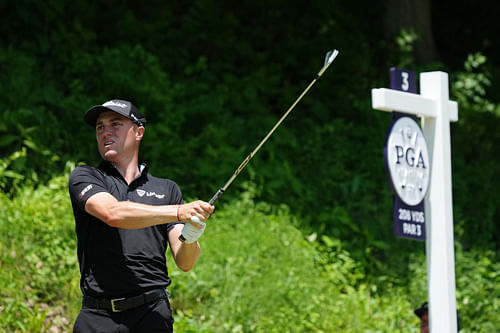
[0,148,27,191]
[1,175,499,332]
[450,53,500,249]
[1,1,500,331]
[408,245,500,333]
[455,247,500,332]
[0,166,80,332]
[453,53,500,116]
[395,29,419,69]
[168,189,418,332]
[1,1,498,261]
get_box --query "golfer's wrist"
[177,204,182,221]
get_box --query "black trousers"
[73,297,174,333]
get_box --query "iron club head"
[317,49,339,77]
[324,49,339,66]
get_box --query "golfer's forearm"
[105,201,179,229]
[174,242,201,272]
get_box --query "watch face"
[385,117,430,206]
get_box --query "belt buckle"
[111,297,125,312]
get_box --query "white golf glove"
[180,217,206,244]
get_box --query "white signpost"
[372,71,459,332]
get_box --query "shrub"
[168,189,418,332]
[0,164,80,332]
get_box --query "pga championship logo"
[385,116,430,206]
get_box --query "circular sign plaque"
[385,116,430,206]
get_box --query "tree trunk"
[384,0,439,64]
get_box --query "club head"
[324,49,339,66]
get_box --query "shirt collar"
[98,160,148,181]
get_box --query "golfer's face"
[95,111,138,162]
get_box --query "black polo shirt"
[68,161,183,298]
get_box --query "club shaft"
[208,52,337,205]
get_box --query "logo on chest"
[136,189,165,199]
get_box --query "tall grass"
[1,174,499,332]
[168,191,417,332]
[0,173,80,332]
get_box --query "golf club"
[182,49,339,239]
[207,49,338,204]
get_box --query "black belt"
[82,289,167,313]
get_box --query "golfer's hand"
[178,200,214,228]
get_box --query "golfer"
[68,99,214,332]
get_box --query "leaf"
[23,139,40,152]
[372,240,390,250]
[1,170,24,180]
[23,140,51,155]
[0,135,18,147]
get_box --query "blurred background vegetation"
[1,0,499,332]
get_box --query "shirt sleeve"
[68,165,110,212]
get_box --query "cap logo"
[103,101,128,109]
[130,114,140,122]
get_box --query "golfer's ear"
[136,126,145,141]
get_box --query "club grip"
[179,189,224,242]
[179,216,205,242]
[208,188,224,205]
[190,215,204,226]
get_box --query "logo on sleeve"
[79,185,93,200]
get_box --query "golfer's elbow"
[176,257,196,272]
[85,196,125,228]
[179,263,195,272]
[101,213,122,228]
[100,205,126,228]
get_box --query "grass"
[1,174,499,332]
[0,174,80,332]
[167,192,417,332]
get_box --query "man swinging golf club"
[68,48,338,332]
[69,99,214,332]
